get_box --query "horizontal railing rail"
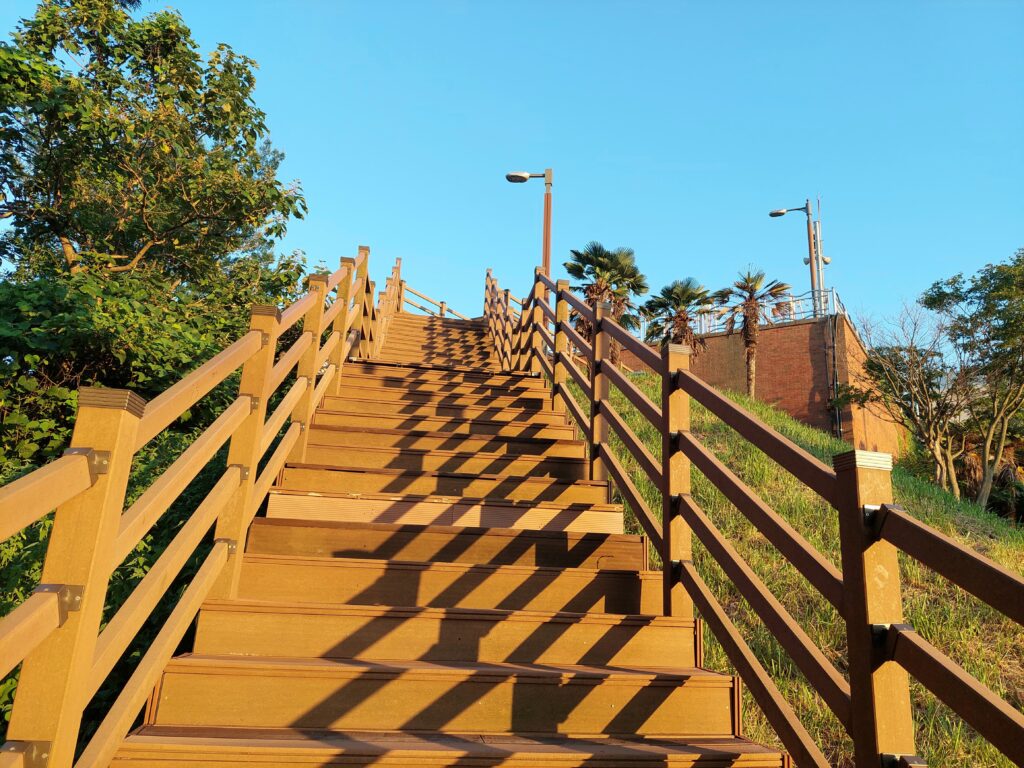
[400,281,470,320]
[0,245,401,766]
[482,264,1024,767]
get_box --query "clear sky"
[2,1,1021,322]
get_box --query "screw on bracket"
[214,537,238,554]
[63,447,111,478]
[2,741,50,768]
[881,755,928,768]
[228,463,250,480]
[34,583,84,626]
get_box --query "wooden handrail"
[603,399,661,488]
[557,385,591,442]
[876,504,1024,624]
[259,377,308,455]
[559,320,593,360]
[561,290,594,323]
[0,453,96,541]
[279,292,317,333]
[678,561,831,768]
[603,361,662,426]
[675,368,838,506]
[0,591,65,680]
[560,351,592,400]
[268,332,313,394]
[248,422,301,522]
[885,625,1024,765]
[602,317,661,371]
[602,443,662,550]
[677,494,851,724]
[676,430,844,609]
[135,330,263,449]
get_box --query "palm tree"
[713,269,792,397]
[642,279,710,355]
[564,241,648,364]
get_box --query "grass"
[580,372,1023,767]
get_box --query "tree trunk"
[977,465,995,510]
[943,443,961,500]
[745,343,756,397]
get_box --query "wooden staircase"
[113,312,786,766]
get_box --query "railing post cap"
[78,387,147,418]
[832,449,893,472]
[340,255,356,266]
[595,300,612,312]
[308,273,330,286]
[662,341,693,357]
[556,278,569,289]
[251,304,282,322]
[357,244,370,254]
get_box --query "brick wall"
[618,315,905,456]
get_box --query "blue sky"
[2,1,1021,321]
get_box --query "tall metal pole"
[804,199,820,317]
[542,168,553,281]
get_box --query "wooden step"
[236,555,667,614]
[380,340,493,353]
[278,465,609,504]
[343,360,544,386]
[305,425,585,457]
[327,382,551,407]
[302,443,585,479]
[245,518,644,568]
[375,356,502,370]
[265,490,623,533]
[115,728,786,767]
[148,655,739,737]
[337,374,550,399]
[320,396,561,423]
[194,600,695,666]
[313,410,575,439]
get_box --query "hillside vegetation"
[605,373,1024,767]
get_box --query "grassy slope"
[602,373,1023,767]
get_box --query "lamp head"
[769,209,788,218]
[822,256,832,265]
[506,171,531,183]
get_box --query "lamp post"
[769,198,830,317]
[506,168,553,283]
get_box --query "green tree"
[0,0,305,279]
[564,241,647,364]
[922,248,1024,509]
[713,269,791,397]
[642,278,710,354]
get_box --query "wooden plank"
[135,331,262,449]
[247,423,301,521]
[678,561,831,768]
[604,361,662,426]
[0,591,62,679]
[315,330,340,369]
[560,320,593,360]
[676,430,844,610]
[561,291,594,323]
[258,376,308,455]
[603,400,661,489]
[324,262,351,292]
[0,453,94,541]
[889,625,1024,765]
[90,468,239,697]
[75,543,228,768]
[561,353,592,399]
[878,504,1024,624]
[602,318,660,371]
[602,443,663,551]
[310,364,336,410]
[676,369,837,506]
[114,397,249,566]
[558,387,592,443]
[278,292,317,332]
[267,331,312,395]
[676,494,851,724]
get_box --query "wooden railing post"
[353,246,372,360]
[552,279,570,413]
[529,268,544,375]
[7,388,145,767]
[358,279,376,360]
[328,257,355,395]
[503,289,515,371]
[589,301,611,484]
[834,449,916,766]
[211,305,281,598]
[439,300,447,318]
[484,269,492,326]
[290,274,328,462]
[661,343,694,619]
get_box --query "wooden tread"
[116,728,785,767]
[245,518,644,568]
[148,655,739,737]
[236,554,670,614]
[194,599,695,665]
[313,409,575,439]
[305,424,584,457]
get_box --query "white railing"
[686,289,845,337]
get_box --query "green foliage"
[642,278,710,351]
[0,0,306,278]
[583,372,1023,766]
[564,241,648,332]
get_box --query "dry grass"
[579,373,1023,767]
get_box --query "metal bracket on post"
[881,755,928,768]
[241,395,260,413]
[63,447,111,477]
[32,584,84,626]
[228,463,250,481]
[1,741,51,768]
[214,538,238,555]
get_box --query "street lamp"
[505,168,553,281]
[768,198,830,317]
